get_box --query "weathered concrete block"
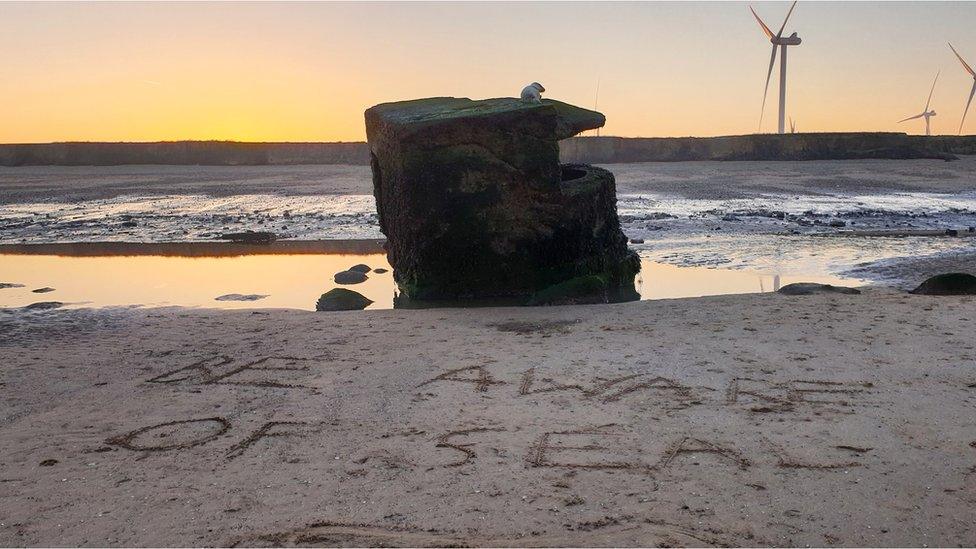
[365,97,638,301]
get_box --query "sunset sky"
[3,1,976,143]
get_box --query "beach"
[2,288,976,546]
[2,159,976,546]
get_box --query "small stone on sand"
[32,287,55,293]
[0,283,25,289]
[316,288,373,311]
[334,270,368,285]
[910,273,976,295]
[23,301,63,310]
[214,294,269,302]
[778,283,861,295]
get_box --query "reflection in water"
[0,244,863,311]
[0,251,396,311]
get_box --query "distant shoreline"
[3,133,976,166]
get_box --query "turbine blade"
[924,70,939,112]
[899,113,925,123]
[949,43,976,77]
[776,0,798,38]
[760,44,778,131]
[960,80,976,134]
[750,6,774,39]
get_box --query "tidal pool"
[0,242,861,311]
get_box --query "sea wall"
[558,134,976,163]
[4,133,976,166]
[0,141,369,167]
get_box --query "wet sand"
[2,289,975,546]
[4,158,976,202]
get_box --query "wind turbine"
[898,71,939,136]
[949,43,976,134]
[751,1,801,134]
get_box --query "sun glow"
[3,1,976,142]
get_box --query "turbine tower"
[898,71,939,136]
[949,43,976,134]
[751,1,801,134]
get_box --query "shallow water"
[0,249,859,311]
[2,190,972,286]
[3,162,975,287]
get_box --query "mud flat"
[1,288,975,546]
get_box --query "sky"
[3,1,976,143]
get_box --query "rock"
[32,287,55,293]
[0,283,25,289]
[348,264,372,274]
[219,231,276,244]
[777,283,861,296]
[365,97,638,300]
[23,301,63,310]
[910,273,976,295]
[629,238,645,244]
[829,220,846,228]
[373,268,389,274]
[334,270,368,285]
[526,275,609,306]
[316,288,373,311]
[214,294,268,302]
[39,459,58,466]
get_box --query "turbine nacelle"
[772,33,802,46]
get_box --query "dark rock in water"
[945,229,959,236]
[334,270,368,285]
[778,283,861,296]
[373,268,389,274]
[32,287,55,293]
[527,275,609,306]
[0,283,25,289]
[910,273,976,295]
[365,96,639,300]
[348,264,372,274]
[214,294,268,302]
[829,220,846,228]
[23,301,63,310]
[316,288,373,311]
[219,231,276,244]
[629,238,645,244]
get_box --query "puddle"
[0,243,862,311]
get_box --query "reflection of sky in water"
[2,191,975,282]
[0,253,859,311]
[633,233,974,274]
[617,191,976,218]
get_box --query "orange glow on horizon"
[4,2,976,143]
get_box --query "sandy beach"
[2,287,975,546]
[2,160,975,546]
[8,1,976,546]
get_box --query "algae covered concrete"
[364,97,637,301]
